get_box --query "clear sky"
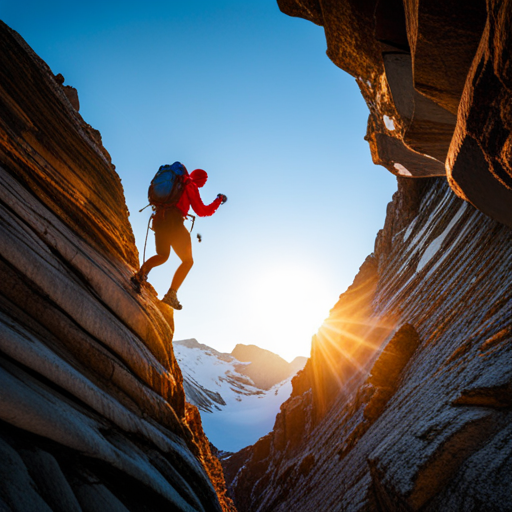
[2,0,397,362]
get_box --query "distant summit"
[231,344,307,390]
[290,355,309,375]
[173,339,307,452]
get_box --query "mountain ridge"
[231,343,307,390]
[174,339,307,452]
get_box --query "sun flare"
[245,264,335,362]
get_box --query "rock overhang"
[278,0,512,229]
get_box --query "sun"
[245,264,334,362]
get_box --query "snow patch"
[174,340,296,452]
[423,208,474,279]
[383,115,395,130]
[402,221,416,243]
[408,189,453,249]
[422,152,441,161]
[416,235,445,273]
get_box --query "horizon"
[2,0,397,362]
[174,336,309,364]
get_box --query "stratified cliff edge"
[0,21,234,512]
[224,2,512,511]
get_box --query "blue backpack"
[148,162,188,207]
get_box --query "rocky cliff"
[225,176,512,512]
[276,0,512,229]
[0,21,234,512]
[224,2,512,510]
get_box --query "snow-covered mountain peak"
[173,339,307,452]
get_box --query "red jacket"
[175,174,222,217]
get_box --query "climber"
[131,165,227,310]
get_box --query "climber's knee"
[184,256,194,271]
[158,252,170,264]
[155,244,171,262]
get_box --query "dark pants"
[141,208,193,291]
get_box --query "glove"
[217,194,227,204]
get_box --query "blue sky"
[2,0,397,361]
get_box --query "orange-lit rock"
[447,0,512,228]
[278,0,512,229]
[185,405,237,512]
[403,0,486,115]
[0,21,233,512]
[230,343,306,390]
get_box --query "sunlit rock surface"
[276,0,512,228]
[0,21,234,512]
[224,177,512,511]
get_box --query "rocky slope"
[225,176,512,512]
[224,2,512,510]
[0,21,234,512]
[174,339,306,452]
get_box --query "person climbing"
[131,162,227,310]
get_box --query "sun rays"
[306,279,398,416]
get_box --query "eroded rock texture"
[276,0,512,228]
[0,21,234,512]
[225,177,512,511]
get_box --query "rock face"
[224,176,512,511]
[276,0,512,228]
[231,344,307,390]
[0,21,234,512]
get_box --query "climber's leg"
[143,225,172,273]
[169,220,193,292]
[131,215,171,292]
[161,212,192,309]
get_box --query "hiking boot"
[130,269,147,293]
[162,289,182,310]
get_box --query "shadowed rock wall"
[276,0,512,229]
[0,21,234,512]
[225,175,511,511]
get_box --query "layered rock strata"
[225,177,512,511]
[0,21,234,512]
[276,0,512,228]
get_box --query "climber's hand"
[217,194,227,204]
